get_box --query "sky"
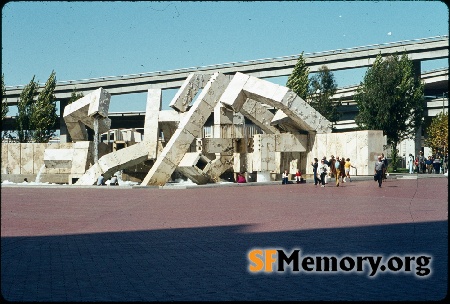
[2,1,449,114]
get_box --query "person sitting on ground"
[236,172,246,183]
[295,169,302,184]
[110,175,118,186]
[97,174,105,186]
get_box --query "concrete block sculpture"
[177,152,213,184]
[141,72,232,186]
[170,73,212,112]
[63,87,111,142]
[220,72,332,134]
[30,71,384,186]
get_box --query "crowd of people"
[95,151,447,187]
[310,155,357,188]
[407,151,447,174]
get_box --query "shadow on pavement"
[1,220,447,301]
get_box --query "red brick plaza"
[1,176,448,301]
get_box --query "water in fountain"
[35,164,46,183]
[93,115,99,164]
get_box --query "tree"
[354,53,424,170]
[425,111,448,154]
[2,74,9,139]
[68,88,84,104]
[30,71,58,143]
[16,76,38,142]
[1,74,8,120]
[307,65,342,125]
[286,52,309,100]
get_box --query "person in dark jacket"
[311,158,319,186]
[374,156,385,188]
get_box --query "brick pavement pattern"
[1,177,448,301]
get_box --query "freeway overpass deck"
[4,35,448,104]
[2,68,447,132]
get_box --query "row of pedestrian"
[407,151,447,174]
[311,155,356,187]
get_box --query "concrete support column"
[412,60,421,83]
[412,60,422,154]
[414,125,423,156]
[59,98,71,143]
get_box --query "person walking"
[344,158,356,182]
[339,156,346,182]
[322,156,329,183]
[381,153,388,180]
[328,155,336,179]
[318,159,328,187]
[374,156,385,188]
[334,156,343,187]
[311,158,319,186]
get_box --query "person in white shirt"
[407,153,414,174]
[318,159,329,187]
[110,175,118,185]
[282,170,289,184]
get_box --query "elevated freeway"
[2,68,447,132]
[4,35,448,104]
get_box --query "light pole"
[443,92,448,173]
[444,92,446,113]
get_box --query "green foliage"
[425,111,448,153]
[387,166,409,173]
[1,74,8,121]
[354,53,424,148]
[307,65,342,124]
[1,74,9,140]
[286,52,309,100]
[1,75,7,117]
[390,146,400,171]
[16,76,38,142]
[68,88,84,104]
[30,71,58,143]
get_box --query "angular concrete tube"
[63,88,111,141]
